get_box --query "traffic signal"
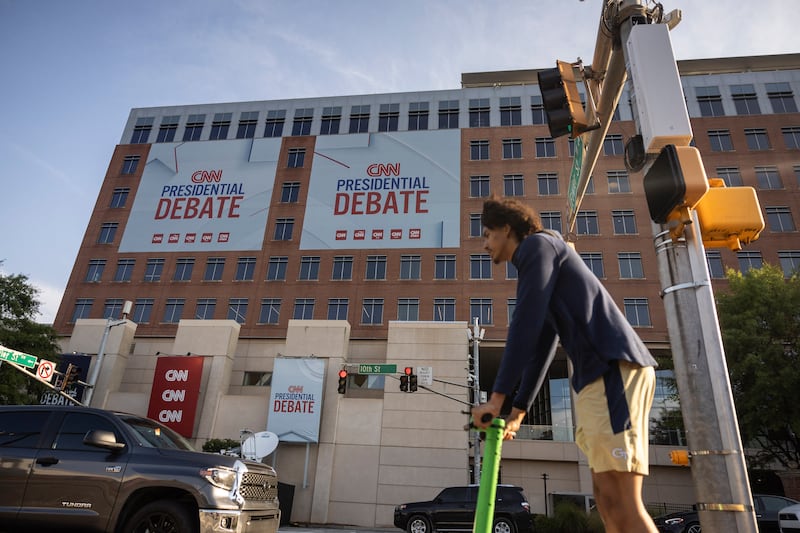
[694,178,764,251]
[537,60,590,139]
[399,375,409,392]
[643,144,709,226]
[337,369,348,394]
[409,373,418,393]
[61,364,78,391]
[669,449,690,466]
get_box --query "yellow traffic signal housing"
[694,178,764,251]
[669,449,690,466]
[537,61,590,139]
[643,145,709,225]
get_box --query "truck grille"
[239,472,278,501]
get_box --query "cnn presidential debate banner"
[267,357,326,443]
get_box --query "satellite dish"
[241,431,279,461]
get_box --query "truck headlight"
[200,466,237,491]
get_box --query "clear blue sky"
[0,0,795,322]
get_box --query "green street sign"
[568,135,585,214]
[0,344,38,369]
[357,364,397,375]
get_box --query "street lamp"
[83,301,131,406]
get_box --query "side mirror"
[83,429,126,451]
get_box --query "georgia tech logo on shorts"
[612,448,628,459]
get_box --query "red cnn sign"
[147,356,204,437]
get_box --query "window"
[708,129,734,152]
[235,257,256,281]
[400,255,421,280]
[103,298,124,319]
[287,148,306,168]
[541,211,562,233]
[782,127,800,150]
[182,114,205,141]
[320,106,341,135]
[506,262,518,280]
[236,111,259,139]
[121,155,140,175]
[209,112,232,140]
[85,259,105,282]
[470,140,489,160]
[53,413,120,451]
[433,298,456,321]
[535,137,556,158]
[72,298,93,321]
[716,167,744,187]
[706,251,724,279]
[580,252,605,278]
[365,255,386,280]
[281,182,300,203]
[327,298,349,320]
[156,116,180,143]
[196,298,216,320]
[766,82,798,114]
[361,298,384,325]
[737,251,763,273]
[110,187,129,208]
[114,258,135,282]
[398,298,419,321]
[537,173,559,196]
[696,86,724,117]
[507,298,517,324]
[470,254,492,279]
[266,256,288,281]
[618,252,644,279]
[584,176,595,194]
[131,117,153,144]
[603,134,624,156]
[264,109,286,137]
[98,223,118,244]
[607,170,631,193]
[470,298,493,325]
[378,103,399,132]
[745,128,771,151]
[293,298,315,319]
[438,100,459,129]
[503,174,524,196]
[204,257,225,281]
[274,218,294,240]
[0,411,49,447]
[469,98,490,128]
[731,84,760,115]
[349,105,370,133]
[259,298,281,324]
[242,372,272,386]
[470,175,490,198]
[163,298,185,323]
[299,256,321,280]
[778,251,800,277]
[174,258,194,281]
[292,108,313,136]
[133,298,154,323]
[624,298,651,327]
[755,166,783,189]
[576,211,599,235]
[227,298,248,324]
[500,97,521,126]
[332,256,353,280]
[766,207,795,232]
[470,213,482,237]
[408,101,429,131]
[435,254,456,280]
[502,138,522,159]
[612,209,637,235]
[795,165,800,187]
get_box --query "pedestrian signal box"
[643,145,709,225]
[694,179,765,251]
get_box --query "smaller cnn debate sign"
[147,356,204,437]
[267,358,325,443]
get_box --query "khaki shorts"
[574,360,655,475]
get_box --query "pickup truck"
[0,405,280,533]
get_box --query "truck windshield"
[119,415,195,450]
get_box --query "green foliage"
[0,267,61,405]
[202,438,241,453]
[716,264,800,469]
[534,502,604,533]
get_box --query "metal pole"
[472,317,482,485]
[542,473,549,516]
[83,318,126,406]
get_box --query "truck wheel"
[493,516,516,533]
[406,514,432,533]
[123,500,196,533]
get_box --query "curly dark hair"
[481,196,543,241]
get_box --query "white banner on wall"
[267,357,326,443]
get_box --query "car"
[654,494,798,533]
[394,484,533,533]
[779,502,800,532]
[0,404,280,533]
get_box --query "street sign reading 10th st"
[357,364,397,375]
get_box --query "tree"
[0,266,61,404]
[716,264,800,470]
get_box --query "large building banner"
[146,355,205,437]
[119,138,280,252]
[267,357,326,443]
[301,130,461,249]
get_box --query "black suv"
[0,405,280,533]
[394,484,533,533]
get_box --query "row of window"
[70,294,655,328]
[695,82,798,117]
